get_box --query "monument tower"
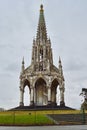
[19,5,65,107]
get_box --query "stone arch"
[23,79,30,88]
[33,76,47,87]
[51,78,59,106]
[23,79,30,106]
[35,78,47,106]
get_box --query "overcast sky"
[0,0,87,109]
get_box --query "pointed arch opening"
[35,78,47,106]
[51,79,59,106]
[23,79,30,106]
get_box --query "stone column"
[59,81,65,106]
[30,87,34,106]
[19,87,24,106]
[47,77,52,105]
[48,87,51,105]
[34,87,36,105]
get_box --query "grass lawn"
[0,110,86,126]
[0,111,54,126]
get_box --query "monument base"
[19,102,24,106]
[9,105,75,111]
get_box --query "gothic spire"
[36,5,47,42]
[59,56,62,65]
[59,56,63,76]
[21,57,25,72]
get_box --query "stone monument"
[19,5,65,107]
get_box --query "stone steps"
[48,114,87,124]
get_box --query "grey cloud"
[4,62,20,72]
[65,62,85,71]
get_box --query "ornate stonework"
[19,5,65,107]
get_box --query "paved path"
[0,125,87,130]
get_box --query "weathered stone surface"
[19,5,65,107]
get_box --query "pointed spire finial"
[59,56,61,64]
[40,4,43,12]
[36,4,47,42]
[22,57,24,65]
[59,56,62,69]
[59,56,63,76]
[21,57,25,72]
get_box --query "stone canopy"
[19,5,65,107]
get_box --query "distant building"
[0,108,5,111]
[19,5,65,107]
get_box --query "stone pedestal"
[30,101,34,106]
[60,101,65,107]
[48,101,52,106]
